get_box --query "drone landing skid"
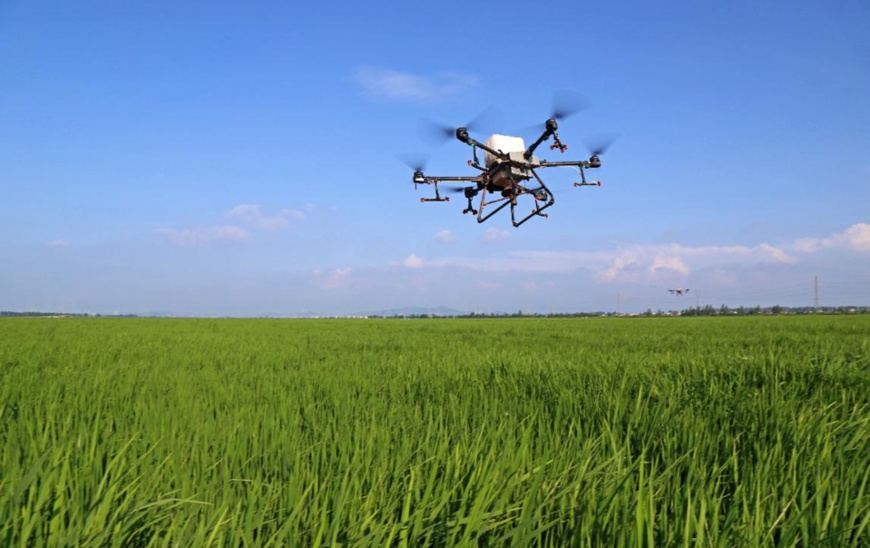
[474,170,555,227]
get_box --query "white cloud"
[312,267,353,290]
[435,230,456,243]
[844,224,870,251]
[794,239,821,253]
[353,66,477,103]
[226,204,295,230]
[225,204,259,219]
[281,208,306,220]
[597,253,640,282]
[403,253,424,268]
[419,239,797,285]
[482,228,511,242]
[649,255,690,275]
[46,239,68,248]
[157,225,250,247]
[675,243,798,263]
[795,223,870,253]
[161,203,309,248]
[710,268,738,287]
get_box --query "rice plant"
[1,316,868,545]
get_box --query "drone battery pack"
[483,134,526,167]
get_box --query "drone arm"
[524,127,555,160]
[467,145,485,171]
[422,175,482,183]
[537,160,590,168]
[415,174,483,203]
[524,118,567,159]
[537,160,603,187]
[468,138,508,162]
[456,129,509,163]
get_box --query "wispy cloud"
[482,228,511,242]
[420,240,798,285]
[157,226,250,247]
[160,203,308,247]
[227,204,306,230]
[281,208,306,220]
[353,66,477,104]
[312,267,353,290]
[403,253,424,268]
[591,244,795,284]
[794,222,870,253]
[649,255,690,276]
[435,230,456,243]
[385,224,869,292]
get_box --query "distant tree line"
[677,305,869,317]
[0,311,139,318]
[4,307,868,320]
[370,306,869,319]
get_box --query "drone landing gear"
[419,181,454,203]
[512,199,553,227]
[471,171,555,227]
[573,163,602,188]
[508,171,554,227]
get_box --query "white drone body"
[482,134,540,186]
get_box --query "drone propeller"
[550,90,589,122]
[515,91,590,135]
[584,134,617,157]
[396,153,429,174]
[396,153,431,188]
[418,107,502,146]
[444,185,482,199]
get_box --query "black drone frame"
[413,119,602,227]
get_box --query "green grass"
[1,316,869,546]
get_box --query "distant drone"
[669,288,690,296]
[401,95,611,227]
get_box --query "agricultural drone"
[401,95,611,227]
[669,288,690,296]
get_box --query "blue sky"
[1,0,869,315]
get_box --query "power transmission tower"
[814,275,820,311]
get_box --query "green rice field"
[1,316,869,546]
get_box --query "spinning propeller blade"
[395,153,429,174]
[550,90,589,121]
[396,153,430,188]
[417,120,454,145]
[516,91,589,134]
[418,107,502,146]
[584,134,617,157]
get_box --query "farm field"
[1,316,869,546]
